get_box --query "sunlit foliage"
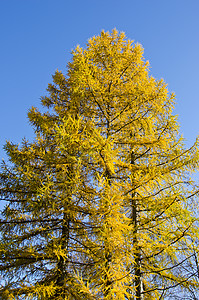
[1,30,199,299]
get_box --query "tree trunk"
[55,212,70,298]
[131,149,142,300]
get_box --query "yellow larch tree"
[1,30,199,299]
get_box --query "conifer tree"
[1,29,199,299]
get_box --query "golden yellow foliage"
[1,29,199,299]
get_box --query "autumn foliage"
[1,30,199,299]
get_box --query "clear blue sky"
[1,0,199,161]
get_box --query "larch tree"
[0,29,199,300]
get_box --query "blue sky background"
[0,0,199,161]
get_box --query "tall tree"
[1,29,199,299]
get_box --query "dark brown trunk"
[104,108,113,298]
[131,150,142,300]
[55,213,70,298]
